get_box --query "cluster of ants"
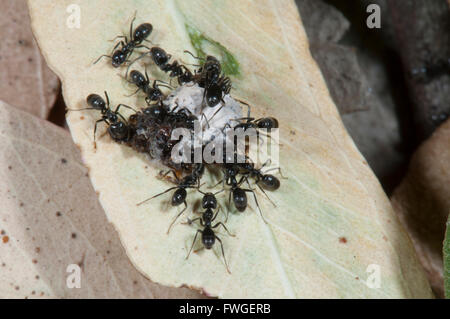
[71,15,283,273]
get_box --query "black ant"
[215,158,265,222]
[94,15,153,67]
[183,51,232,109]
[232,100,279,132]
[185,190,234,274]
[136,164,205,233]
[127,69,172,104]
[68,91,135,146]
[127,47,194,85]
[236,159,286,209]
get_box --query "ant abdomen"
[202,227,215,249]
[151,47,170,66]
[172,188,187,206]
[259,174,280,191]
[130,70,147,87]
[86,94,106,110]
[232,188,247,212]
[257,117,279,130]
[133,23,153,42]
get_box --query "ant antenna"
[136,186,178,206]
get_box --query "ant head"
[111,50,126,67]
[130,70,146,86]
[202,193,217,210]
[133,23,153,42]
[86,94,106,110]
[151,47,170,66]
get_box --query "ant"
[127,69,172,104]
[127,47,194,85]
[68,91,135,146]
[168,187,222,234]
[236,159,286,209]
[183,51,232,109]
[136,164,205,233]
[185,190,234,274]
[94,15,153,67]
[214,152,265,222]
[233,100,279,132]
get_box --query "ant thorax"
[163,83,243,145]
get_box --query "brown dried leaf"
[0,101,203,298]
[391,119,450,298]
[0,0,59,119]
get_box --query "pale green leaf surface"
[28,0,432,298]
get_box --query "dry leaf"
[0,100,203,298]
[0,0,59,119]
[28,0,433,298]
[391,119,450,298]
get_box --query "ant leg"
[167,201,187,234]
[183,50,205,61]
[135,44,152,51]
[129,12,136,39]
[93,54,111,65]
[143,39,155,45]
[144,66,150,83]
[200,113,211,129]
[108,35,127,42]
[186,229,202,259]
[115,103,137,113]
[93,118,107,149]
[256,184,277,208]
[215,236,231,274]
[109,39,125,54]
[213,222,235,237]
[154,80,173,90]
[184,216,202,225]
[125,88,141,97]
[263,167,287,179]
[125,51,150,77]
[211,207,221,221]
[232,117,255,122]
[66,107,96,112]
[235,99,252,118]
[243,179,267,224]
[136,186,178,206]
[208,104,224,123]
[103,91,110,108]
[210,178,224,189]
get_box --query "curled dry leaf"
[0,0,59,119]
[28,0,432,298]
[0,101,203,298]
[391,119,450,298]
[445,216,450,298]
